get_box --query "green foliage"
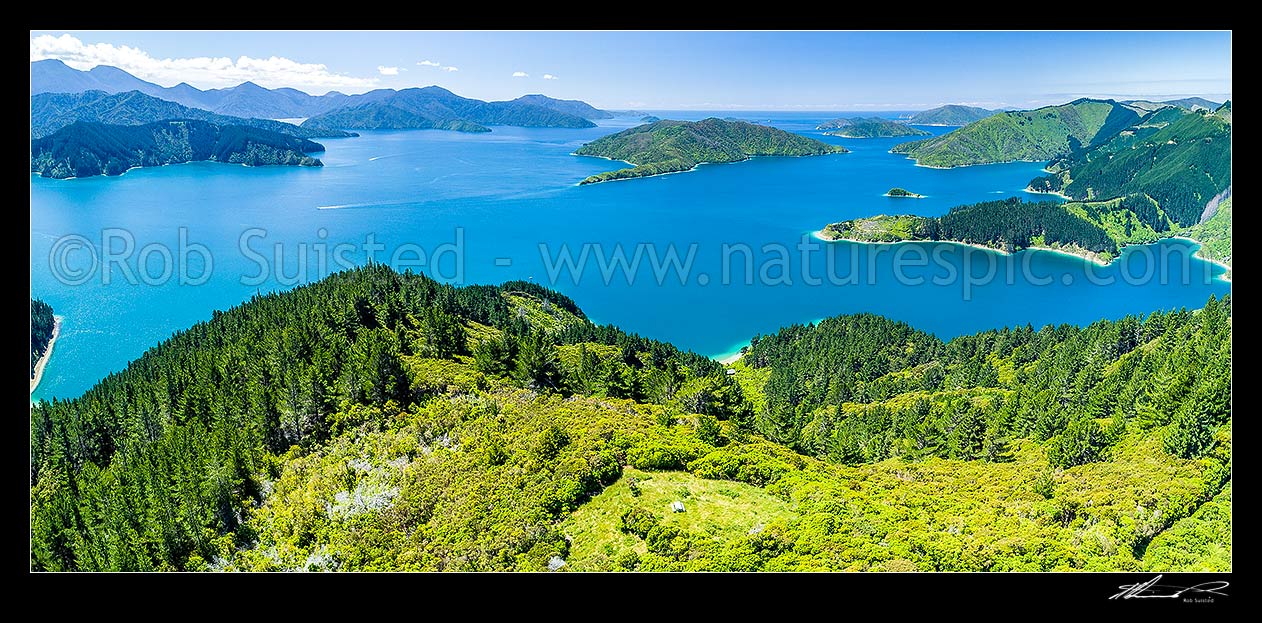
[575,118,846,184]
[743,296,1231,471]
[1180,196,1231,273]
[823,198,1120,256]
[893,99,1138,167]
[1031,108,1231,227]
[31,120,324,179]
[28,262,1230,573]
[31,298,55,377]
[619,506,660,538]
[885,187,923,197]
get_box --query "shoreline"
[576,151,844,186]
[813,229,1113,267]
[31,316,62,394]
[1023,187,1072,201]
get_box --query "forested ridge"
[30,266,1230,571]
[31,120,324,179]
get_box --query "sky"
[29,31,1232,110]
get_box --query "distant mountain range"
[1121,97,1222,113]
[511,94,612,120]
[31,59,352,118]
[892,98,1141,167]
[908,105,995,126]
[31,60,614,131]
[31,90,354,139]
[816,117,930,138]
[31,120,324,179]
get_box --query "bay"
[30,112,1230,400]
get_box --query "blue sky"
[30,31,1232,110]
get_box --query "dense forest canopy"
[29,265,1230,572]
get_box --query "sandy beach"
[31,316,62,394]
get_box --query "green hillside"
[30,265,1231,572]
[574,118,846,184]
[891,99,1140,167]
[1029,108,1231,227]
[31,120,324,179]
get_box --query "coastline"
[813,229,1112,267]
[31,315,62,394]
[1023,187,1072,201]
[577,151,844,186]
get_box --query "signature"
[1110,575,1230,600]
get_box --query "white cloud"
[543,74,558,80]
[377,66,402,76]
[443,66,459,72]
[417,60,441,67]
[512,71,529,78]
[31,33,377,93]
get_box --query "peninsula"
[31,120,325,179]
[574,118,846,184]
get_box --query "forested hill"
[30,264,746,571]
[574,118,846,184]
[31,120,325,179]
[1028,107,1231,228]
[31,90,356,140]
[301,86,597,132]
[908,104,995,126]
[817,117,930,138]
[31,298,54,378]
[818,197,1122,261]
[31,264,1230,571]
[891,99,1140,167]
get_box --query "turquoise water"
[30,112,1230,400]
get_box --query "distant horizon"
[29,31,1231,111]
[29,58,1229,116]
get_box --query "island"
[640,115,661,123]
[884,187,924,198]
[908,104,995,126]
[817,197,1134,264]
[891,99,1140,168]
[31,90,355,140]
[31,120,325,179]
[301,86,596,132]
[574,118,847,184]
[817,117,930,138]
[31,298,58,392]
